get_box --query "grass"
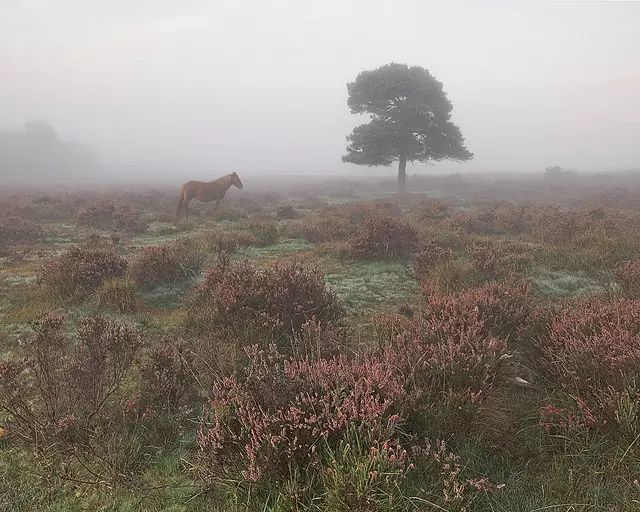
[529,267,611,298]
[324,259,418,311]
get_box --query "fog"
[1,0,639,183]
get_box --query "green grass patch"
[324,259,418,311]
[529,267,612,298]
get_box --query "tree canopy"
[342,63,472,193]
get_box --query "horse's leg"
[184,197,192,219]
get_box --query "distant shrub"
[412,241,453,276]
[211,206,245,221]
[0,217,43,244]
[113,205,148,233]
[349,217,419,260]
[40,246,127,298]
[248,218,279,246]
[95,277,141,313]
[290,216,355,243]
[199,229,258,252]
[77,200,147,233]
[186,258,344,344]
[77,200,117,229]
[469,240,533,278]
[413,199,450,221]
[129,245,183,287]
[276,204,299,219]
[129,240,204,287]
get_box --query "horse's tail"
[176,189,184,222]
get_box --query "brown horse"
[176,172,243,221]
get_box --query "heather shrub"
[466,240,534,279]
[127,342,200,442]
[386,307,510,402]
[128,241,203,287]
[186,258,344,345]
[199,229,258,252]
[422,280,538,344]
[0,217,43,244]
[77,200,147,233]
[412,241,453,277]
[138,342,199,411]
[94,277,141,313]
[0,315,142,445]
[538,298,640,427]
[113,205,149,233]
[349,217,419,261]
[453,202,528,236]
[248,218,279,246]
[40,246,127,298]
[412,199,451,222]
[615,259,640,296]
[289,215,355,243]
[276,204,299,219]
[196,344,496,506]
[77,200,116,229]
[196,344,404,483]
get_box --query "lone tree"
[343,63,472,194]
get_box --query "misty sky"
[2,0,639,177]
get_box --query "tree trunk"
[398,154,407,195]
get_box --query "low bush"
[196,345,497,508]
[615,259,640,296]
[288,215,355,243]
[538,298,640,428]
[196,344,404,482]
[77,200,148,233]
[199,229,258,252]
[40,246,127,298]
[412,241,453,276]
[128,240,204,287]
[113,205,149,233]
[349,217,419,260]
[276,204,299,219]
[248,218,279,246]
[95,277,141,313]
[76,200,117,229]
[385,306,510,404]
[469,240,534,278]
[0,217,43,245]
[185,257,344,345]
[0,315,142,445]
[422,280,539,344]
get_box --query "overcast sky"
[1,0,639,177]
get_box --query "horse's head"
[231,172,244,189]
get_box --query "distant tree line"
[0,121,98,183]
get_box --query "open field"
[3,172,640,511]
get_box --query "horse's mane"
[212,173,233,185]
